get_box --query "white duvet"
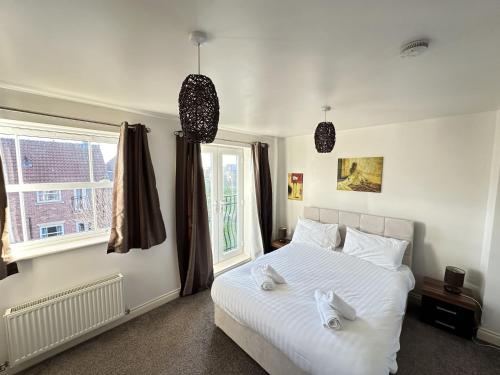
[211,242,415,375]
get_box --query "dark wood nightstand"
[420,276,481,339]
[271,239,291,250]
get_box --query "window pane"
[40,225,64,238]
[222,154,238,196]
[20,136,90,183]
[76,222,88,232]
[36,190,62,203]
[7,192,23,244]
[0,135,19,184]
[95,188,113,229]
[23,189,94,241]
[221,154,239,252]
[92,142,117,182]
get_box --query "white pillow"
[342,227,408,271]
[292,217,341,250]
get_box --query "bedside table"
[420,276,481,339]
[271,239,291,250]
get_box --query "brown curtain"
[0,154,18,280]
[252,142,273,253]
[175,135,214,296]
[107,123,166,253]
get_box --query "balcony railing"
[222,195,238,252]
[71,196,91,212]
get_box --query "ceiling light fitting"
[314,105,336,153]
[178,30,220,143]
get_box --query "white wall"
[0,88,278,365]
[481,110,500,338]
[0,88,181,364]
[280,112,497,292]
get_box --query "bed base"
[215,304,400,375]
[214,304,306,375]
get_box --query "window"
[0,120,119,258]
[201,145,244,264]
[75,221,91,233]
[36,190,61,203]
[73,188,90,211]
[40,223,64,238]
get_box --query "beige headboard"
[303,207,415,268]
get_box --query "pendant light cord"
[197,43,201,74]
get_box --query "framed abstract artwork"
[288,173,303,200]
[337,157,384,193]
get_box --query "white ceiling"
[1,0,500,136]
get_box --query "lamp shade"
[278,226,287,241]
[178,73,220,143]
[444,266,465,294]
[314,121,336,153]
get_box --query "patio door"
[201,145,244,264]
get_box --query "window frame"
[36,190,62,204]
[0,119,119,261]
[39,222,65,238]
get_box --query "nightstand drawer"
[434,304,459,316]
[421,295,477,339]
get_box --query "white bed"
[211,207,415,375]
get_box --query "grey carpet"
[20,290,500,375]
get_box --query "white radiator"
[4,273,125,367]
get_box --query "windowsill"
[10,231,110,262]
[214,253,252,277]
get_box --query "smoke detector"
[400,39,429,58]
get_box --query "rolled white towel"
[325,291,357,321]
[259,264,286,284]
[251,266,276,291]
[314,290,342,330]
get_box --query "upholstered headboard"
[303,207,415,268]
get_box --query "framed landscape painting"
[337,157,384,193]
[288,173,303,200]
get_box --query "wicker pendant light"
[314,105,336,153]
[178,31,220,143]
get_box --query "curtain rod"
[0,105,151,133]
[173,131,268,147]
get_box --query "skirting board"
[477,327,500,347]
[4,287,181,374]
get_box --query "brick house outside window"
[0,123,118,253]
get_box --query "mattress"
[211,242,415,375]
